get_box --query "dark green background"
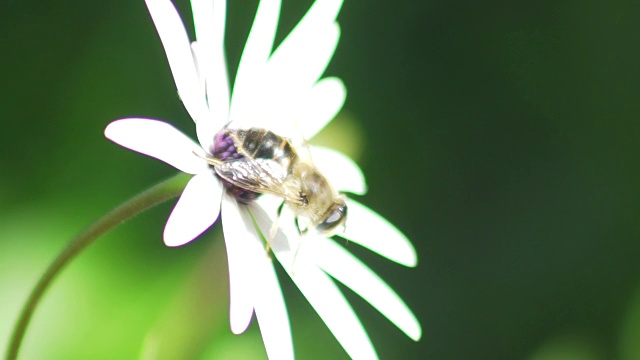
[2,0,640,359]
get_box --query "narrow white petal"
[230,0,343,134]
[254,194,285,215]
[250,206,378,360]
[268,2,341,96]
[312,236,422,341]
[190,41,223,152]
[221,193,257,334]
[145,0,211,126]
[189,41,206,97]
[104,118,207,175]
[291,77,347,140]
[340,199,418,267]
[191,0,230,128]
[222,198,293,357]
[195,116,223,155]
[229,0,281,126]
[248,205,294,359]
[253,259,294,360]
[241,77,346,142]
[266,23,339,109]
[279,241,377,360]
[163,173,222,246]
[311,146,367,195]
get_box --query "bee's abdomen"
[239,128,297,168]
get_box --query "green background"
[3,0,640,358]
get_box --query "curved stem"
[6,173,191,360]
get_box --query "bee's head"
[316,196,348,237]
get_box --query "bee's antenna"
[265,201,286,255]
[291,234,303,276]
[192,151,223,167]
[291,217,308,275]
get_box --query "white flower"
[105,0,422,359]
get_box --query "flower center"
[211,129,261,203]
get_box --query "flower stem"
[5,172,191,360]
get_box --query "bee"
[200,127,348,238]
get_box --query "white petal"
[297,77,347,139]
[311,236,422,341]
[163,173,222,246]
[248,205,294,359]
[191,0,230,127]
[254,194,286,215]
[231,0,343,133]
[222,198,294,357]
[190,42,225,152]
[237,77,346,141]
[104,118,208,174]
[189,41,207,98]
[266,23,339,113]
[267,0,342,99]
[229,0,281,125]
[280,242,377,360]
[271,77,346,140]
[145,0,211,125]
[221,193,257,334]
[340,199,418,267]
[253,259,294,360]
[311,145,367,195]
[250,206,378,360]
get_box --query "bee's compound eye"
[317,203,348,236]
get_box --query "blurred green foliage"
[3,0,640,359]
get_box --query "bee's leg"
[294,216,304,236]
[265,201,286,255]
[291,216,307,275]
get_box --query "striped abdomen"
[235,128,298,173]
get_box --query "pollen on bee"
[212,130,243,162]
[211,129,261,203]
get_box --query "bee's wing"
[214,158,305,205]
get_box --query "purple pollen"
[211,129,261,203]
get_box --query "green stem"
[5,172,191,360]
